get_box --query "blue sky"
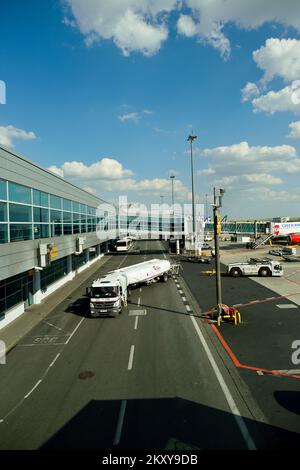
[1,0,300,218]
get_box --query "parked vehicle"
[227,258,283,277]
[86,259,172,317]
[116,237,133,252]
[269,247,296,256]
[183,256,212,264]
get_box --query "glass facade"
[41,257,68,291]
[0,272,33,317]
[0,178,103,243]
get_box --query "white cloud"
[143,109,153,115]
[288,121,300,139]
[242,39,300,114]
[65,0,179,56]
[252,85,300,114]
[64,1,300,57]
[153,127,176,135]
[200,141,300,200]
[0,125,36,148]
[48,158,133,180]
[177,0,300,57]
[48,165,64,178]
[243,187,300,202]
[177,14,198,37]
[47,156,190,200]
[118,112,139,122]
[253,38,300,83]
[241,82,260,103]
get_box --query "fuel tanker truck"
[86,259,172,318]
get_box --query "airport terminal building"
[0,145,118,330]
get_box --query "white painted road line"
[189,315,256,450]
[113,400,127,446]
[178,290,184,295]
[139,288,142,293]
[24,380,42,399]
[44,321,63,332]
[47,353,60,371]
[65,317,85,345]
[182,297,187,302]
[128,345,135,371]
[137,297,141,306]
[134,316,139,330]
[186,305,192,312]
[276,304,298,309]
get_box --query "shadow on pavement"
[65,297,89,317]
[39,397,300,450]
[274,391,300,415]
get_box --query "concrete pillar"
[176,239,180,255]
[97,244,101,257]
[66,254,75,280]
[33,270,42,304]
[67,254,72,274]
[85,248,90,265]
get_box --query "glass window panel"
[6,278,22,296]
[34,207,49,223]
[0,202,7,221]
[34,224,49,239]
[6,291,23,310]
[73,202,79,212]
[50,195,61,209]
[50,224,62,237]
[0,179,6,200]
[63,199,72,211]
[10,224,32,242]
[73,224,80,234]
[0,224,8,243]
[50,210,62,223]
[73,214,80,224]
[80,204,87,214]
[0,285,5,301]
[33,189,49,207]
[9,204,32,222]
[63,224,72,235]
[8,182,31,204]
[63,211,72,223]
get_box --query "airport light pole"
[187,133,197,249]
[213,187,225,318]
[170,175,175,211]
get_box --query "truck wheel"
[230,268,242,277]
[127,286,131,297]
[161,273,168,282]
[259,267,271,277]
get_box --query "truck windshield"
[117,241,127,247]
[91,286,119,298]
